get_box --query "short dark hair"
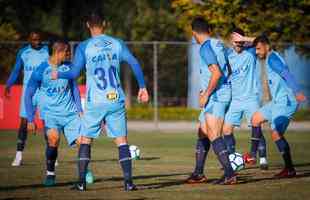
[253,35,270,46]
[232,27,245,36]
[191,17,212,33]
[87,11,105,27]
[48,38,68,55]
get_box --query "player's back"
[36,62,78,117]
[266,51,296,103]
[199,38,231,102]
[78,34,125,107]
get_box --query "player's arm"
[5,50,23,98]
[24,71,41,133]
[69,79,83,114]
[268,53,306,102]
[54,45,85,80]
[120,41,149,103]
[200,44,222,107]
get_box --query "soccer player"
[222,28,268,170]
[4,31,49,166]
[51,12,149,191]
[239,35,306,178]
[187,17,236,185]
[25,39,86,186]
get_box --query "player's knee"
[222,124,233,135]
[271,131,281,141]
[114,136,128,146]
[47,129,59,147]
[251,113,262,127]
[78,136,92,145]
[198,126,208,138]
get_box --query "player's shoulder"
[17,44,31,56]
[268,51,286,66]
[33,61,49,79]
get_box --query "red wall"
[0,85,85,129]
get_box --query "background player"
[51,12,149,191]
[241,35,306,178]
[25,39,90,186]
[222,28,268,170]
[4,31,49,166]
[188,17,236,185]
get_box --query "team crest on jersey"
[106,90,119,101]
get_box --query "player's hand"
[51,70,58,80]
[4,86,11,99]
[295,92,307,103]
[138,88,149,103]
[199,93,209,108]
[27,122,36,135]
[231,32,244,42]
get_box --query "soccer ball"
[229,152,245,172]
[129,145,141,160]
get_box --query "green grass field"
[1,130,310,200]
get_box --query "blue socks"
[17,120,28,151]
[258,134,267,158]
[194,137,210,175]
[275,137,294,170]
[223,134,236,154]
[212,137,234,178]
[78,144,91,184]
[250,127,263,158]
[119,144,132,183]
[46,146,58,173]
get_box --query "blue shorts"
[81,103,127,139]
[199,99,229,123]
[258,98,298,134]
[225,99,260,126]
[45,113,81,147]
[20,89,43,119]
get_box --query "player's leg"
[12,117,28,166]
[245,103,271,166]
[245,102,268,169]
[204,101,236,185]
[44,128,60,186]
[186,122,210,184]
[258,134,268,170]
[222,105,242,155]
[271,103,298,178]
[72,108,102,191]
[222,124,235,155]
[63,114,94,184]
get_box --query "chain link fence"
[0,41,310,127]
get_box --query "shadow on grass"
[61,157,160,164]
[0,180,76,191]
[238,169,310,184]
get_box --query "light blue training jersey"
[25,61,82,122]
[199,38,231,102]
[265,51,298,103]
[227,47,260,102]
[6,44,49,88]
[58,34,145,108]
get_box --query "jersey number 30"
[94,66,119,90]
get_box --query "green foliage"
[172,0,310,44]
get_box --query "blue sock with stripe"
[212,137,234,178]
[78,144,91,184]
[194,137,210,175]
[46,146,57,173]
[119,144,132,183]
[275,137,294,170]
[258,134,267,158]
[223,134,236,154]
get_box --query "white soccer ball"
[229,152,245,172]
[129,145,141,160]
